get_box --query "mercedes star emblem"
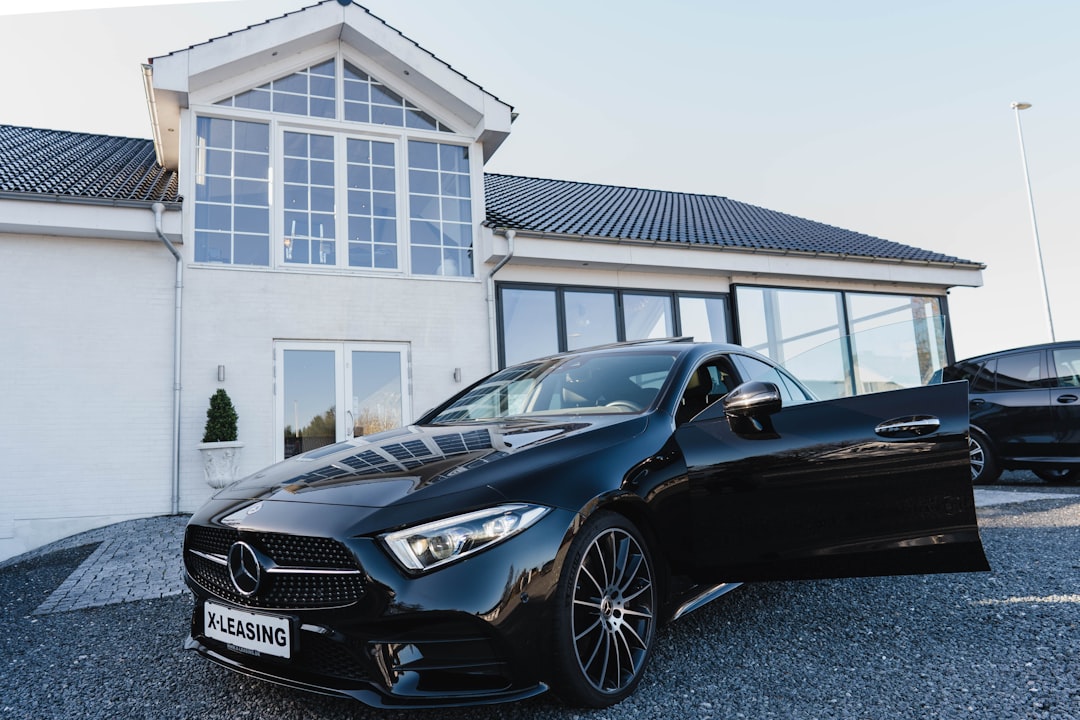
[228,541,262,596]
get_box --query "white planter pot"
[196,441,244,489]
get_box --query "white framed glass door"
[275,341,410,460]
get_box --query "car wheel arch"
[569,492,670,595]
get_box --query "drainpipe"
[486,229,516,371]
[152,202,183,515]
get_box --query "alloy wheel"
[968,430,1000,484]
[570,526,655,696]
[969,436,986,482]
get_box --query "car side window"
[1051,347,1080,388]
[968,360,996,393]
[992,351,1045,391]
[676,357,737,425]
[731,354,813,405]
[944,360,986,387]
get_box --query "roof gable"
[146,0,512,169]
[483,174,980,267]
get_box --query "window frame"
[188,52,477,278]
[275,125,405,271]
[991,350,1048,391]
[1051,346,1080,389]
[192,116,272,266]
[732,283,952,397]
[496,282,732,368]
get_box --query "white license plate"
[204,601,291,659]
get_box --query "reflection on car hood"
[215,416,642,508]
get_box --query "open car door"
[674,380,989,582]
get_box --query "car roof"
[954,340,1080,364]
[523,338,752,364]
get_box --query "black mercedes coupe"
[183,339,988,708]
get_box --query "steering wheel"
[604,400,643,412]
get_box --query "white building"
[0,0,983,562]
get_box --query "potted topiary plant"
[196,388,244,488]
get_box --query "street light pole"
[1010,101,1056,342]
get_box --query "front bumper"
[184,616,548,708]
[183,506,577,707]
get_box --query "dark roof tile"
[484,174,976,265]
[0,125,178,203]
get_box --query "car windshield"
[429,351,679,423]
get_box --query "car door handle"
[970,398,985,407]
[875,416,940,438]
[1057,394,1079,404]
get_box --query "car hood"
[214,415,648,509]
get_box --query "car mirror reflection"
[722,381,783,419]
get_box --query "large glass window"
[408,141,473,276]
[347,138,398,269]
[623,293,674,340]
[846,293,946,391]
[218,60,336,118]
[498,284,730,367]
[217,59,454,132]
[283,131,336,266]
[198,54,467,274]
[736,287,847,399]
[735,285,948,399]
[344,62,454,132]
[564,291,617,350]
[194,117,270,266]
[678,295,730,342]
[501,288,559,366]
[276,341,410,461]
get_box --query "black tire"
[1033,468,1079,485]
[969,429,1001,485]
[550,511,657,708]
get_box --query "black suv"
[942,341,1080,484]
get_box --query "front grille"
[260,533,355,568]
[185,525,365,610]
[187,525,235,556]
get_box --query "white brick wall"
[175,266,491,512]
[0,228,495,560]
[0,233,178,560]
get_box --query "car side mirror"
[722,381,783,419]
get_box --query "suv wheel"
[969,429,1000,485]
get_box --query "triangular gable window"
[343,62,453,132]
[215,59,455,133]
[217,60,336,118]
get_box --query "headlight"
[381,504,549,573]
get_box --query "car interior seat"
[676,368,713,425]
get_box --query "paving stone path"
[25,515,187,615]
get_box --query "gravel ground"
[2,475,1077,720]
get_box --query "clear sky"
[2,0,1076,359]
